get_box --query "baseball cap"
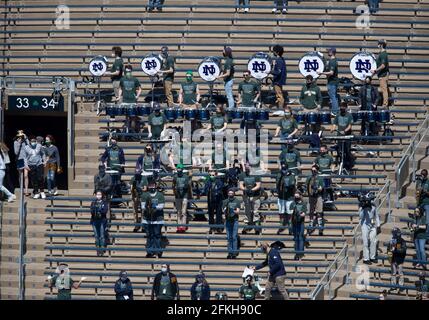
[328,47,336,54]
[186,70,193,76]
[378,39,387,45]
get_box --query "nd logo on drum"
[303,59,319,72]
[145,59,158,70]
[251,61,267,73]
[202,64,216,76]
[91,62,104,73]
[355,59,372,73]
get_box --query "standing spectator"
[105,46,124,102]
[417,169,429,215]
[114,271,134,300]
[173,164,192,233]
[371,39,390,108]
[271,45,287,109]
[239,275,260,300]
[236,0,250,13]
[239,163,262,235]
[411,207,428,269]
[276,163,295,235]
[237,71,260,108]
[306,165,324,236]
[291,191,307,260]
[275,106,298,141]
[358,195,380,264]
[24,137,45,199]
[318,48,339,115]
[151,264,180,300]
[43,135,61,196]
[222,188,241,259]
[359,76,379,111]
[179,71,200,108]
[14,130,29,195]
[272,0,288,14]
[217,47,235,109]
[0,142,13,195]
[94,165,113,199]
[141,182,165,258]
[190,272,211,300]
[100,138,125,198]
[415,271,429,299]
[299,75,322,111]
[0,145,16,202]
[251,241,289,300]
[205,170,226,234]
[387,227,407,288]
[47,263,83,300]
[148,0,162,11]
[118,65,141,104]
[159,46,175,107]
[90,190,109,256]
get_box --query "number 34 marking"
[41,98,56,109]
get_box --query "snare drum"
[106,104,117,116]
[307,112,319,125]
[243,109,257,121]
[226,108,235,121]
[175,107,184,119]
[124,104,137,116]
[357,111,365,122]
[295,112,306,124]
[257,109,269,121]
[351,112,359,123]
[164,108,177,122]
[320,111,331,125]
[366,110,376,123]
[142,104,152,116]
[323,177,332,189]
[379,110,390,123]
[184,109,197,121]
[198,108,211,122]
[234,109,244,120]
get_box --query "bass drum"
[141,53,162,76]
[349,51,377,81]
[198,56,222,82]
[298,51,325,79]
[89,55,108,77]
[248,52,272,80]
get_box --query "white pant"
[0,169,12,198]
[361,224,377,261]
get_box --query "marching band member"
[237,70,260,108]
[371,39,390,108]
[271,45,287,109]
[104,46,123,102]
[158,46,175,107]
[299,75,322,111]
[318,47,339,116]
[216,47,235,109]
[179,71,200,109]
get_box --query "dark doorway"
[4,112,68,190]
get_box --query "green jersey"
[52,274,74,300]
[333,113,353,132]
[306,174,324,197]
[158,274,174,300]
[315,154,334,172]
[278,117,298,136]
[148,112,167,139]
[239,284,259,300]
[181,80,197,105]
[108,147,121,171]
[326,58,339,85]
[376,51,389,78]
[291,200,307,225]
[239,173,261,197]
[279,149,301,170]
[299,83,322,110]
[120,75,140,103]
[223,57,234,83]
[238,80,259,107]
[111,57,123,81]
[222,197,241,221]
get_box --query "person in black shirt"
[105,46,123,102]
[114,271,134,300]
[90,190,109,256]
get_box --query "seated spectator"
[47,263,83,300]
[114,271,134,300]
[272,0,288,14]
[151,264,180,300]
[239,275,260,300]
[148,0,163,11]
[90,190,109,256]
[43,135,61,196]
[190,272,211,300]
[24,137,45,199]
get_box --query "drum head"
[89,56,108,77]
[298,52,325,79]
[198,57,221,82]
[248,52,272,80]
[141,54,162,76]
[350,51,376,81]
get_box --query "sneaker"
[145,253,154,258]
[272,8,277,13]
[40,192,46,199]
[157,252,163,258]
[277,228,285,235]
[133,226,141,233]
[363,260,372,265]
[7,195,16,203]
[53,190,59,196]
[33,193,41,199]
[282,8,287,14]
[244,7,249,13]
[242,229,249,235]
[227,254,232,259]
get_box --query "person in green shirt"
[275,106,299,139]
[276,162,296,235]
[237,71,260,108]
[318,47,339,115]
[130,173,149,232]
[48,263,83,300]
[148,103,167,142]
[217,47,235,109]
[331,102,354,172]
[173,164,193,233]
[104,46,123,101]
[118,64,141,104]
[371,39,390,108]
[278,142,301,175]
[306,165,324,236]
[208,141,230,171]
[239,163,262,235]
[291,191,308,260]
[313,145,335,202]
[141,182,165,258]
[179,71,200,108]
[209,106,228,133]
[239,275,260,300]
[159,46,175,107]
[299,75,322,111]
[222,188,241,259]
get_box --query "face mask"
[31,142,37,148]
[96,195,102,200]
[177,170,183,177]
[186,76,192,82]
[125,70,131,76]
[120,276,127,282]
[281,168,287,174]
[284,113,291,118]
[320,151,326,155]
[312,170,317,175]
[145,149,152,154]
[111,141,117,146]
[161,267,168,273]
[306,82,311,88]
[149,188,156,194]
[340,109,346,116]
[294,196,301,201]
[228,195,234,199]
[245,169,250,175]
[45,141,51,146]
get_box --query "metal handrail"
[395,113,429,207]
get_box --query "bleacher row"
[1,0,428,300]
